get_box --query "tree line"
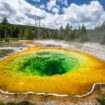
[0,18,86,40]
[0,18,105,43]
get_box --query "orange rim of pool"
[0,47,105,96]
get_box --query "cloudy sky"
[0,0,105,29]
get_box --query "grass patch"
[97,98,105,105]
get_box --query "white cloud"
[62,1,105,29]
[40,3,45,9]
[0,0,46,25]
[52,7,59,14]
[47,0,56,10]
[0,0,105,29]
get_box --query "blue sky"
[0,0,105,29]
[26,0,105,12]
[27,0,105,7]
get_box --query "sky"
[0,0,105,29]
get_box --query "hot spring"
[0,48,105,96]
[6,51,79,76]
